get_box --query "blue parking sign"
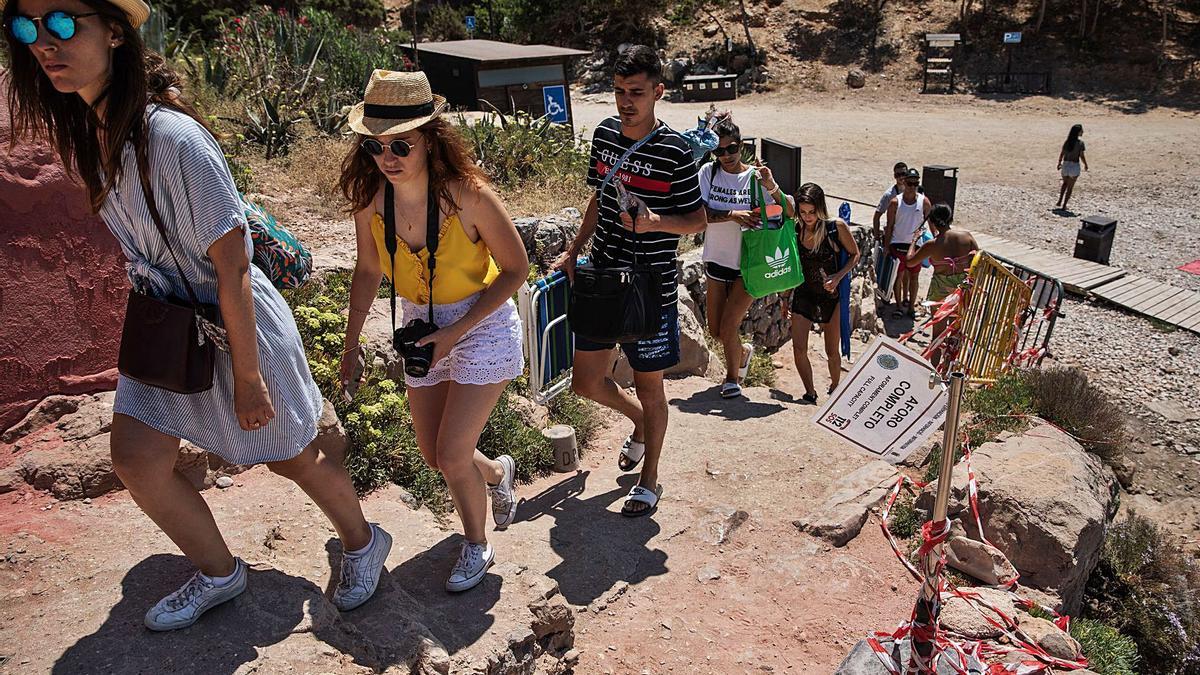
[465,15,476,31]
[542,85,568,124]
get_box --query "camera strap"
[383,181,441,338]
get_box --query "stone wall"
[0,88,128,433]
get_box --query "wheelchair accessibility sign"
[542,85,569,124]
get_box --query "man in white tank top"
[884,169,932,317]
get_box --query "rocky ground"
[1,342,927,674]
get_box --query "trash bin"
[1074,215,1117,265]
[921,165,958,211]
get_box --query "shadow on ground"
[512,471,668,607]
[669,385,788,420]
[52,555,329,674]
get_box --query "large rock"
[945,534,1019,587]
[847,68,867,88]
[917,420,1118,614]
[939,587,1016,640]
[0,392,341,499]
[361,296,406,381]
[835,638,986,674]
[793,460,899,546]
[1017,615,1082,661]
[0,83,127,432]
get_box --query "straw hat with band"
[348,70,447,137]
[0,0,152,28]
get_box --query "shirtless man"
[906,203,978,365]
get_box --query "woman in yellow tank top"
[337,71,529,593]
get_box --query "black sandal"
[801,392,818,404]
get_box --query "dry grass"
[243,133,352,221]
[496,173,591,218]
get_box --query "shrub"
[1084,512,1200,674]
[962,370,1034,450]
[283,271,603,504]
[888,495,919,540]
[741,346,777,389]
[186,7,412,157]
[454,106,590,189]
[1022,366,1126,462]
[157,0,386,38]
[1070,618,1140,675]
[425,3,470,41]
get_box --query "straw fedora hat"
[0,0,152,28]
[347,70,448,136]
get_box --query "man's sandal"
[621,484,662,518]
[618,436,646,472]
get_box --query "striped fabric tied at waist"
[125,256,231,352]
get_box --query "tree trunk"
[1090,0,1101,37]
[738,0,757,58]
[1035,0,1047,33]
[1079,0,1088,40]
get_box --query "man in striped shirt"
[553,45,706,518]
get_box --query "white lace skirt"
[399,292,524,388]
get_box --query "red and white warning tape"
[868,424,1090,673]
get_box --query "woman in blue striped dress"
[2,0,389,630]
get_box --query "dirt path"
[0,340,919,674]
[573,92,1200,291]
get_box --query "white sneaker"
[445,541,494,593]
[332,523,392,611]
[144,558,247,631]
[487,455,518,530]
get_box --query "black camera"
[393,318,439,378]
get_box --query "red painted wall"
[0,85,128,432]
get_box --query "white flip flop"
[618,436,646,472]
[720,381,742,399]
[738,342,754,380]
[621,484,662,518]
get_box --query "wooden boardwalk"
[1090,276,1200,334]
[973,232,1200,335]
[973,232,1126,294]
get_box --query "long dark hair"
[1062,124,1083,153]
[793,182,830,226]
[339,116,490,215]
[3,0,208,213]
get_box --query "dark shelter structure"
[410,40,589,127]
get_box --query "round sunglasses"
[360,138,415,157]
[6,11,100,45]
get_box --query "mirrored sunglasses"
[6,11,100,45]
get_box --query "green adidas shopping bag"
[739,176,804,298]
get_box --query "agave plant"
[243,94,300,159]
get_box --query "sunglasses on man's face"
[6,11,100,45]
[360,137,414,157]
[713,144,742,157]
[905,180,920,187]
[894,172,907,179]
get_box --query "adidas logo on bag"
[763,247,792,279]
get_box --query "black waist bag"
[569,262,664,343]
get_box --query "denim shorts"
[574,303,681,373]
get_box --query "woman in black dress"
[788,183,860,403]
